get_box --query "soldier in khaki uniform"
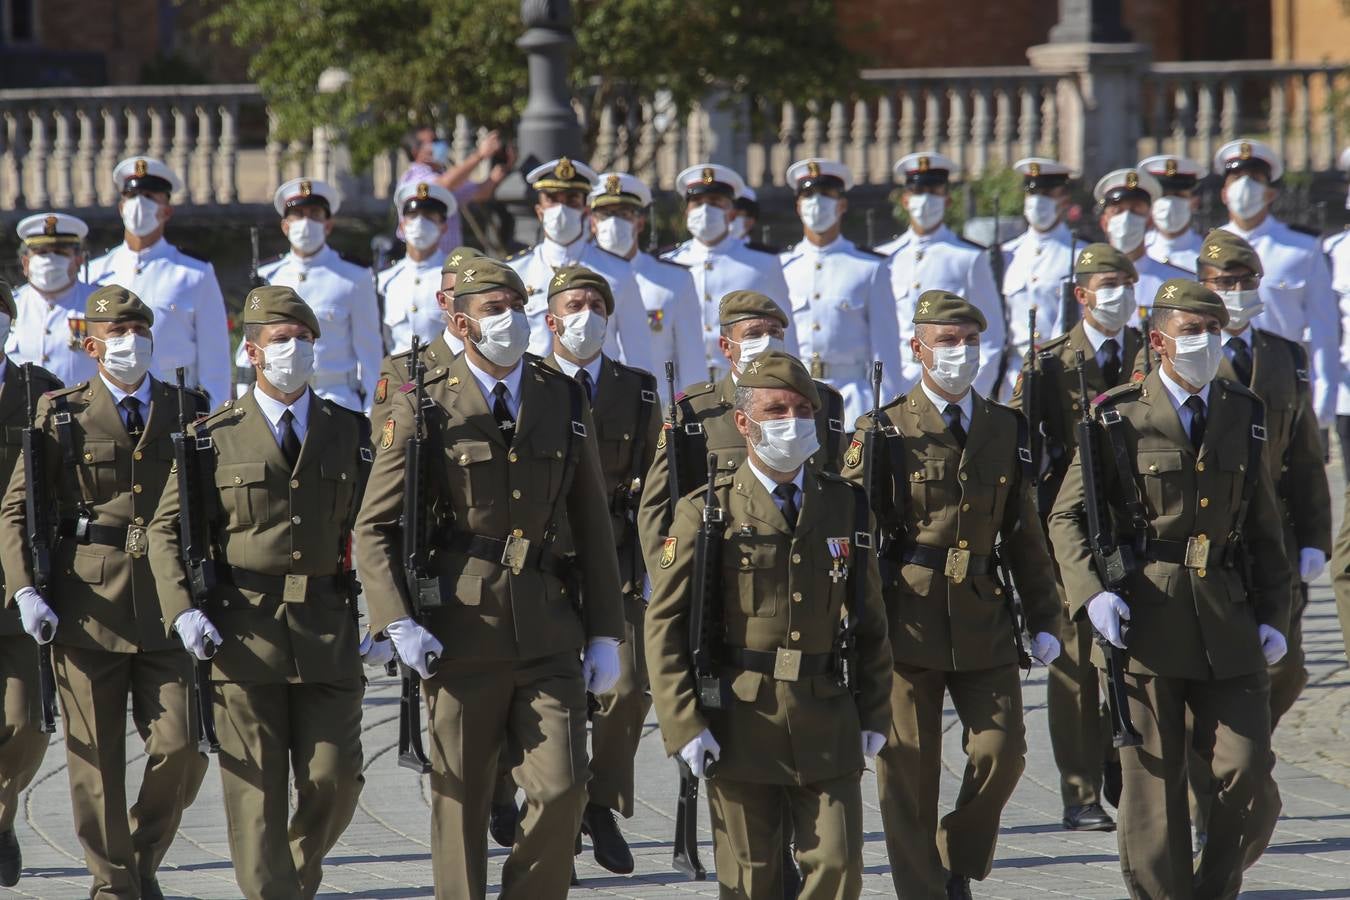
[147,285,383,900]
[0,282,62,888]
[842,291,1062,900]
[0,286,207,900]
[645,351,892,899]
[354,258,626,900]
[372,245,476,416]
[1009,243,1144,832]
[1049,279,1291,899]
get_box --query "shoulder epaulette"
[680,380,716,400]
[505,245,534,262]
[1096,380,1143,406]
[1288,222,1323,239]
[1039,332,1073,353]
[335,250,368,268]
[652,255,690,269]
[200,397,240,424]
[47,381,89,401]
[713,472,736,488]
[744,240,780,255]
[957,235,988,251]
[856,246,889,259]
[1216,377,1261,403]
[658,242,687,258]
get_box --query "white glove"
[385,617,444,679]
[1258,624,1288,665]
[679,728,722,778]
[582,637,621,694]
[861,730,886,760]
[1299,547,1327,583]
[1087,591,1131,649]
[1030,631,1062,666]
[359,630,395,669]
[15,587,58,644]
[173,609,223,661]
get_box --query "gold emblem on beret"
[1125,172,1138,189]
[449,252,462,267]
[844,439,863,469]
[605,174,621,195]
[96,298,110,313]
[250,294,262,310]
[659,536,677,569]
[460,267,476,284]
[300,180,312,197]
[1028,162,1041,177]
[552,271,568,287]
[917,156,930,173]
[1207,243,1221,259]
[745,359,763,376]
[1239,142,1252,160]
[43,215,57,236]
[380,417,395,450]
[1162,284,1179,300]
[556,157,576,181]
[1165,159,1178,176]
[1079,251,1094,266]
[807,161,821,179]
[918,299,932,315]
[134,159,148,178]
[416,182,429,200]
[701,166,715,184]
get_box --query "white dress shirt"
[1156,365,1211,435]
[442,326,466,356]
[920,379,974,431]
[99,373,154,429]
[747,452,806,512]
[251,384,311,447]
[554,353,604,395]
[465,356,523,418]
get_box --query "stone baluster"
[1298,71,1313,173]
[452,115,474,173]
[147,104,168,163]
[28,111,50,208]
[51,107,74,208]
[971,84,991,176]
[923,89,941,152]
[1221,81,1238,144]
[75,105,97,207]
[772,102,798,188]
[1041,84,1058,159]
[286,137,308,181]
[2,112,25,210]
[1196,79,1216,168]
[686,104,706,167]
[899,86,918,156]
[311,119,331,182]
[194,105,216,204]
[872,92,895,184]
[635,97,659,185]
[1018,85,1038,159]
[170,105,192,201]
[801,101,821,160]
[98,105,121,205]
[265,111,283,194]
[1148,81,1166,155]
[825,100,847,163]
[1269,79,1288,172]
[1171,82,1190,158]
[948,87,968,173]
[848,99,870,183]
[595,101,617,171]
[219,101,239,204]
[995,87,1013,168]
[124,105,145,158]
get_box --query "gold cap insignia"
[918,299,932,315]
[250,295,262,310]
[745,359,763,375]
[552,271,568,287]
[1162,284,1179,300]
[917,156,930,172]
[1239,142,1252,160]
[300,180,312,197]
[1165,159,1178,176]
[556,157,576,181]
[659,536,678,569]
[1125,172,1138,189]
[134,159,148,178]
[1080,250,1094,265]
[605,174,621,194]
[416,182,429,199]
[43,215,57,236]
[460,267,476,284]
[1028,162,1041,177]
[96,298,110,313]
[1207,243,1221,259]
[449,252,462,267]
[807,161,821,179]
[702,166,715,184]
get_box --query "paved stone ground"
[8,487,1350,898]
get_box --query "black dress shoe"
[140,875,165,900]
[782,842,801,898]
[945,872,973,900]
[580,802,634,875]
[0,830,19,887]
[1104,759,1123,809]
[489,802,518,848]
[1063,802,1116,832]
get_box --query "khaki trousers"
[1046,607,1114,807]
[0,635,48,833]
[215,679,364,900]
[706,772,862,900]
[877,662,1025,900]
[55,645,207,900]
[426,651,589,900]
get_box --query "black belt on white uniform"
[447,533,568,578]
[897,542,993,576]
[725,647,837,677]
[59,518,128,547]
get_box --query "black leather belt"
[59,519,128,548]
[725,647,836,677]
[448,533,568,578]
[899,542,993,576]
[218,566,345,600]
[1146,537,1230,568]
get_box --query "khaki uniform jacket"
[645,460,892,785]
[355,353,625,660]
[543,354,662,615]
[1047,370,1293,680]
[638,373,847,568]
[0,361,63,637]
[147,389,369,684]
[371,332,458,417]
[0,375,195,653]
[843,389,1060,672]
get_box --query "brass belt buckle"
[1184,534,1210,569]
[124,525,147,558]
[944,547,971,584]
[282,574,309,603]
[501,532,530,576]
[773,647,803,682]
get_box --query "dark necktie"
[1184,395,1206,450]
[1099,337,1121,386]
[576,368,595,405]
[1225,336,1253,387]
[121,397,144,442]
[280,409,301,468]
[492,383,516,440]
[943,403,967,449]
[773,483,799,529]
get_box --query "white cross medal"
[827,536,851,583]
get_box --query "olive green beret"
[453,257,527,301]
[0,282,14,320]
[1198,228,1263,277]
[441,245,480,276]
[547,265,614,315]
[1151,278,1230,328]
[912,289,987,330]
[242,285,321,339]
[86,285,154,326]
[1074,242,1138,280]
[718,290,789,328]
[736,350,821,410]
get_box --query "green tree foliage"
[208,0,867,170]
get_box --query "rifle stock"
[21,364,58,734]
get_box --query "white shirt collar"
[410,250,446,271]
[799,235,846,255]
[541,236,585,269]
[920,378,974,424]
[119,238,172,263]
[289,245,334,268]
[99,372,153,407]
[1027,221,1071,245]
[747,454,805,500]
[1157,364,1210,413]
[251,384,311,433]
[465,354,524,409]
[1225,215,1276,241]
[906,224,949,246]
[442,326,465,355]
[1081,319,1123,352]
[554,353,604,385]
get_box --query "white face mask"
[557,308,607,360]
[468,309,531,367]
[906,193,945,232]
[687,203,730,244]
[919,341,980,395]
[1089,283,1137,333]
[1151,196,1192,235]
[1163,331,1223,387]
[27,252,74,293]
[747,415,819,473]
[730,334,785,371]
[1226,175,1269,221]
[729,216,751,241]
[96,333,153,384]
[287,217,326,255]
[1106,210,1147,254]
[260,337,316,394]
[121,195,163,238]
[1023,194,1060,232]
[595,216,636,256]
[1219,289,1265,330]
[403,215,442,252]
[541,204,584,244]
[799,195,840,233]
